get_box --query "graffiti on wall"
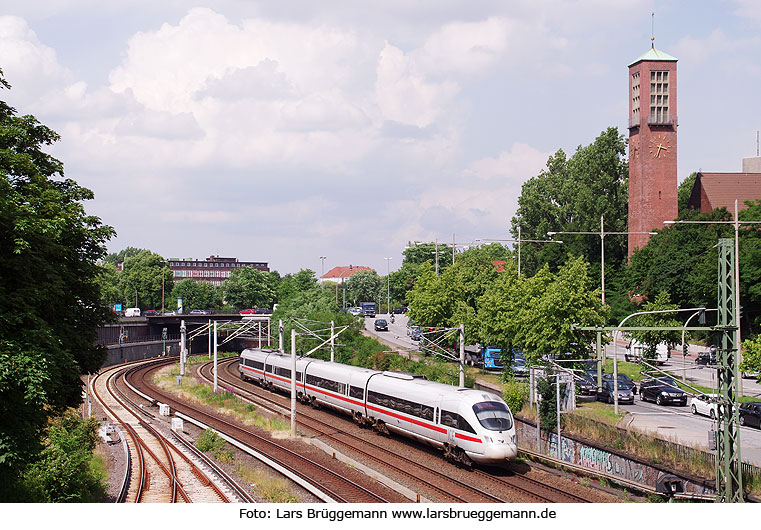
[578,446,644,482]
[547,434,574,463]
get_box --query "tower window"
[631,72,640,126]
[649,70,670,124]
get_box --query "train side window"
[458,415,477,434]
[265,364,272,373]
[296,372,302,382]
[420,405,434,421]
[252,361,264,370]
[349,386,364,399]
[441,410,458,428]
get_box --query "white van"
[125,307,141,317]
[625,339,670,365]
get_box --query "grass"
[153,361,289,432]
[236,464,299,502]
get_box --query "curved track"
[130,360,402,503]
[206,357,591,503]
[91,360,246,503]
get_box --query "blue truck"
[361,302,377,318]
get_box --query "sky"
[1,1,760,276]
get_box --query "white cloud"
[464,143,549,182]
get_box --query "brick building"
[627,44,678,257]
[687,169,761,214]
[319,265,374,285]
[169,256,269,287]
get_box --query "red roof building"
[687,172,761,214]
[319,265,374,285]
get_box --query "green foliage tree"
[477,256,607,367]
[403,241,453,271]
[20,410,107,502]
[95,262,122,309]
[171,279,222,310]
[224,266,278,309]
[102,246,144,267]
[0,71,114,491]
[626,291,682,361]
[278,269,317,301]
[740,335,761,380]
[510,127,629,278]
[117,249,172,310]
[677,172,698,215]
[345,269,382,305]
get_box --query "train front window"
[472,401,513,431]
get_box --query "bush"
[502,381,529,414]
[195,429,226,454]
[21,410,108,502]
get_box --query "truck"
[624,339,670,365]
[360,302,377,318]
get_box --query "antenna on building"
[651,12,655,47]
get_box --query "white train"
[238,348,518,466]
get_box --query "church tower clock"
[627,44,678,257]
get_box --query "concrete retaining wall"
[104,340,179,367]
[515,417,715,496]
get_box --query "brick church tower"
[627,44,678,257]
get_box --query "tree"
[102,246,144,267]
[677,172,698,215]
[403,241,454,271]
[171,279,222,310]
[477,256,607,367]
[224,266,278,309]
[278,269,317,301]
[117,249,172,310]
[510,127,629,278]
[345,269,382,305]
[0,71,114,490]
[627,291,682,362]
[740,335,761,381]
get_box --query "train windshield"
[472,401,513,431]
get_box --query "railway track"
[129,360,404,503]
[91,360,249,503]
[203,356,592,503]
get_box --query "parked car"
[639,377,687,406]
[255,307,271,314]
[143,309,159,316]
[739,402,761,428]
[239,308,256,315]
[374,318,388,332]
[596,379,634,404]
[690,394,718,419]
[602,373,637,394]
[575,374,598,396]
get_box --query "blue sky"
[1,1,760,275]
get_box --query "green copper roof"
[629,46,677,66]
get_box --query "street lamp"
[384,257,393,314]
[548,215,656,305]
[474,233,563,277]
[319,256,326,288]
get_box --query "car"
[255,307,271,314]
[511,352,529,378]
[189,309,212,315]
[347,307,362,317]
[639,377,687,406]
[602,373,637,394]
[239,308,256,315]
[575,374,598,396]
[143,309,158,316]
[374,318,388,332]
[695,350,716,365]
[392,306,408,314]
[124,307,141,317]
[596,379,634,404]
[690,394,718,419]
[739,402,761,428]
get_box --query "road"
[363,315,761,466]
